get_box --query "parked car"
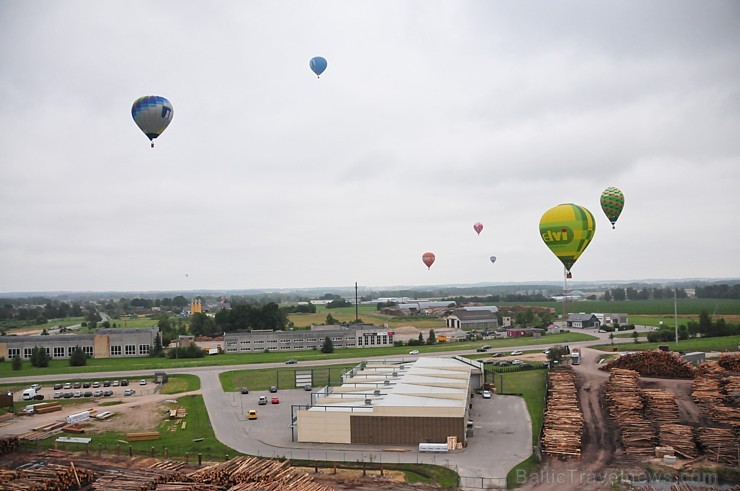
[139,379,147,386]
[82,382,91,388]
[53,383,63,390]
[494,361,511,366]
[304,384,312,391]
[248,409,257,420]
[285,359,298,365]
[83,391,93,397]
[269,386,278,393]
[33,394,44,401]
[482,390,492,399]
[510,350,523,356]
[409,350,420,355]
[103,381,111,387]
[121,379,129,386]
[93,390,103,397]
[258,396,268,405]
[240,387,249,394]
[123,389,135,396]
[73,382,82,389]
[271,396,280,404]
[102,390,113,397]
[73,391,82,398]
[491,352,504,358]
[520,363,533,369]
[63,392,73,399]
[53,392,63,399]
[112,380,119,387]
[511,359,524,365]
[92,381,100,388]
[63,383,72,389]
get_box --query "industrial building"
[223,324,395,353]
[0,327,159,360]
[293,356,483,446]
[445,306,499,330]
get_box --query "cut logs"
[604,369,657,455]
[658,423,698,458]
[542,366,583,458]
[600,350,695,379]
[696,426,740,466]
[718,353,740,372]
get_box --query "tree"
[30,346,49,368]
[69,346,87,367]
[41,328,49,335]
[321,336,334,354]
[151,333,164,357]
[418,332,424,344]
[426,329,437,345]
[632,331,640,344]
[11,355,22,371]
[546,346,568,364]
[611,288,626,301]
[609,333,615,345]
[326,314,338,325]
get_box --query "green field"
[220,363,358,392]
[591,335,740,353]
[160,374,201,394]
[289,304,445,330]
[498,299,740,316]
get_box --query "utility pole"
[674,288,679,345]
[355,282,359,323]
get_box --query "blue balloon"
[309,56,327,77]
[132,96,173,148]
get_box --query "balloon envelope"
[490,256,496,264]
[473,222,483,235]
[600,187,625,229]
[132,96,173,147]
[422,252,436,269]
[309,56,327,77]
[539,203,596,274]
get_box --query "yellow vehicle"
[248,409,257,420]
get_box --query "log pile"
[188,456,336,491]
[604,369,657,455]
[724,376,740,405]
[0,437,20,456]
[642,389,680,424]
[692,362,740,427]
[0,462,96,490]
[658,423,698,458]
[600,350,696,379]
[541,367,583,458]
[696,427,740,466]
[718,353,740,372]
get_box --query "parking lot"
[13,377,155,403]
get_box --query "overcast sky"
[1,1,739,294]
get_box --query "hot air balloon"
[490,256,496,264]
[473,222,483,235]
[309,56,327,77]
[539,203,596,277]
[422,252,435,270]
[600,187,625,229]
[132,96,173,148]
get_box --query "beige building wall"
[93,335,110,359]
[296,410,352,444]
[373,405,465,418]
[0,343,7,360]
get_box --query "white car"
[139,379,147,385]
[511,359,524,365]
[482,390,492,399]
[510,350,523,356]
[409,350,420,355]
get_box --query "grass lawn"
[160,374,201,394]
[289,305,445,330]
[0,333,596,379]
[220,363,358,392]
[591,335,740,353]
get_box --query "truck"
[571,348,581,365]
[21,388,37,401]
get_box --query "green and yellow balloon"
[600,186,624,229]
[539,203,596,277]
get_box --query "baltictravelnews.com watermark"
[516,468,718,486]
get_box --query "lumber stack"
[692,373,724,411]
[542,367,583,458]
[642,389,680,424]
[718,353,740,372]
[600,350,696,379]
[126,431,160,441]
[722,375,740,405]
[0,437,20,456]
[605,369,657,455]
[696,427,740,466]
[658,423,698,458]
[0,462,96,490]
[188,456,336,490]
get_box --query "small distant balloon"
[131,96,174,148]
[539,203,596,277]
[422,252,436,270]
[473,222,483,236]
[490,256,496,264]
[309,56,327,77]
[600,187,625,229]
[185,273,189,278]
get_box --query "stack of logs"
[90,460,189,490]
[641,388,700,457]
[693,361,740,426]
[188,456,336,491]
[0,462,96,490]
[542,366,583,458]
[718,353,740,372]
[658,424,698,458]
[696,426,739,466]
[605,369,657,455]
[600,351,695,378]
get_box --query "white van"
[22,389,36,401]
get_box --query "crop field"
[592,334,740,353]
[289,305,445,330]
[497,298,740,316]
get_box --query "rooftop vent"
[364,399,372,405]
[392,372,398,377]
[384,380,391,385]
[373,389,381,395]
[399,365,406,370]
